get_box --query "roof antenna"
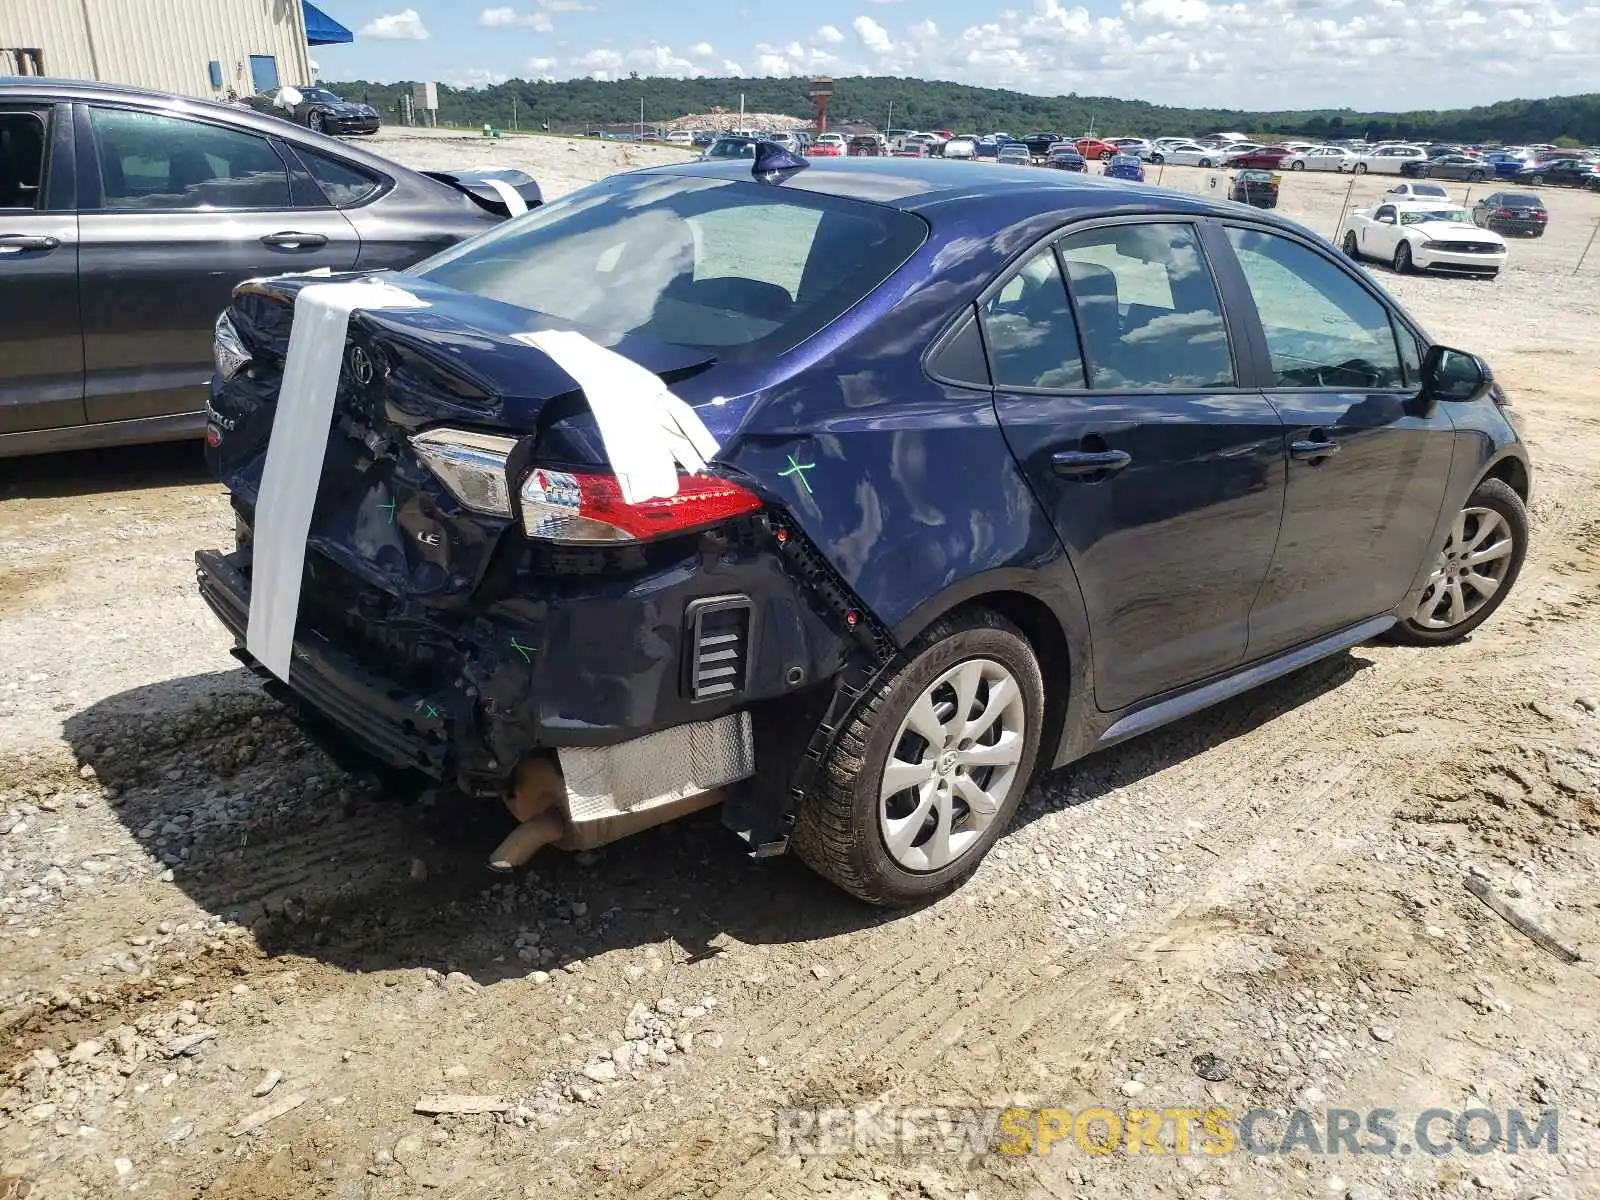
[752,140,810,183]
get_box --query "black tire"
[1469,170,1485,182]
[1387,478,1527,646]
[308,110,324,133]
[1416,167,1431,178]
[791,608,1046,907]
[1291,160,1305,170]
[1529,174,1544,186]
[1354,163,1367,174]
[1100,150,1113,161]
[1342,230,1360,259]
[1393,241,1413,273]
[1150,154,1164,164]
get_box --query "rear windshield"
[410,174,927,361]
[1500,193,1541,206]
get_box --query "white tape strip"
[246,280,428,682]
[481,177,529,217]
[512,329,719,504]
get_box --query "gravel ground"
[2,131,1599,1200]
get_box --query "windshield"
[303,89,343,104]
[410,174,927,361]
[1400,208,1471,225]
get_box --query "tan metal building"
[0,0,320,100]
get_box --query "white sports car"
[1342,200,1508,277]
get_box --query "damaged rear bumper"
[195,533,846,849]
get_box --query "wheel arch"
[1482,450,1530,502]
[892,571,1091,774]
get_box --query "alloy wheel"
[878,658,1025,873]
[1394,242,1412,272]
[309,111,324,132]
[1413,507,1516,630]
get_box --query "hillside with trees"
[322,74,1600,145]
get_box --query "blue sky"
[309,0,1600,110]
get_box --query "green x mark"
[378,499,397,524]
[778,454,816,496]
[510,638,536,664]
[414,699,441,719]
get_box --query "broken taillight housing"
[410,428,519,517]
[519,467,762,544]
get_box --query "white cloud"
[625,43,697,74]
[539,0,594,9]
[445,67,510,87]
[428,0,1600,109]
[358,8,430,39]
[852,14,895,53]
[479,7,554,30]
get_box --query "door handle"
[0,233,60,253]
[1289,438,1340,461]
[1051,449,1132,477]
[261,231,329,249]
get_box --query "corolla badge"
[348,345,375,387]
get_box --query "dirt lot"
[2,131,1599,1200]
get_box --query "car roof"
[633,157,1305,227]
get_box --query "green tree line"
[322,75,1600,146]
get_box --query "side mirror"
[1421,344,1493,403]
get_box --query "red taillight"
[519,468,763,544]
[1492,208,1514,218]
[1535,210,1548,220]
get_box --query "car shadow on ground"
[0,440,210,501]
[63,651,1368,985]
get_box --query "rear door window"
[0,109,47,210]
[1056,222,1235,390]
[299,148,382,207]
[979,245,1084,389]
[89,106,290,210]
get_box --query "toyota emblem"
[349,345,375,386]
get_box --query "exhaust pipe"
[489,757,567,872]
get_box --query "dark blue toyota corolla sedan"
[197,153,1531,906]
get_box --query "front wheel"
[1342,230,1360,259]
[1291,160,1305,170]
[1198,158,1212,168]
[792,609,1045,906]
[1150,154,1164,164]
[1529,174,1545,186]
[1354,163,1368,174]
[1393,241,1414,273]
[1388,478,1527,645]
[308,110,325,133]
[1469,170,1485,182]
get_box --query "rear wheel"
[792,609,1045,907]
[1393,241,1413,273]
[1388,479,1527,645]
